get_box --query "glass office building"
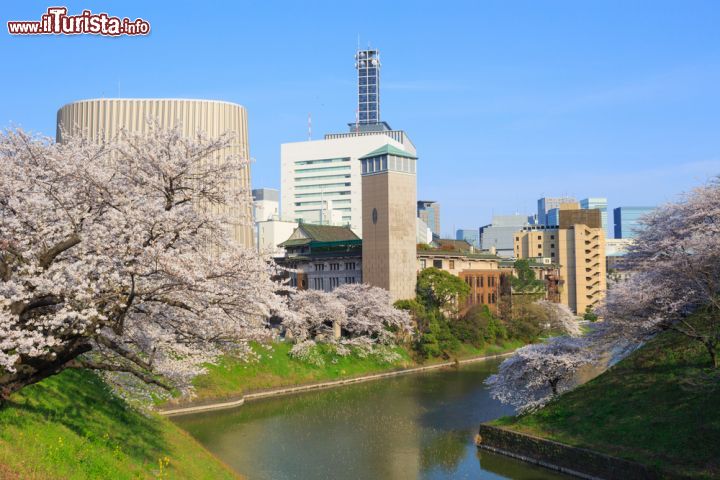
[613,206,655,239]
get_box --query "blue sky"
[2,1,719,236]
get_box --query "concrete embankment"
[476,424,688,480]
[160,351,513,417]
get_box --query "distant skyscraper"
[614,206,655,239]
[456,229,480,248]
[355,49,381,126]
[417,201,441,237]
[580,197,610,239]
[538,197,577,226]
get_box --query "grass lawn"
[492,328,720,478]
[185,340,523,404]
[0,369,239,480]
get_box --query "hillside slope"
[493,327,720,478]
[0,369,239,479]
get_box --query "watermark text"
[8,7,150,36]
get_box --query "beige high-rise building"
[360,144,417,302]
[56,98,254,247]
[514,208,606,313]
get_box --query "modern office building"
[361,144,418,302]
[417,201,441,237]
[253,188,280,223]
[456,229,480,248]
[580,197,610,239]
[281,134,415,236]
[56,98,254,247]
[281,49,416,237]
[514,208,606,314]
[613,206,655,239]
[538,197,577,226]
[479,214,533,258]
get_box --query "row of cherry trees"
[487,177,720,412]
[0,126,411,402]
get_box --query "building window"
[550,235,555,240]
[345,262,356,270]
[433,259,443,269]
[478,276,484,288]
[551,252,555,257]
[515,236,519,241]
[550,244,555,248]
[538,235,542,240]
[449,260,455,269]
[420,259,427,269]
[330,263,340,271]
[314,263,325,271]
[330,277,339,288]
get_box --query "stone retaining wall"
[476,424,672,480]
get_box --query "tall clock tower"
[360,144,417,302]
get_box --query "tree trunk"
[0,342,92,402]
[549,378,559,395]
[706,341,719,369]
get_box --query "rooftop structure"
[354,49,381,127]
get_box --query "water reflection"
[174,359,571,480]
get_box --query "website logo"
[7,7,150,36]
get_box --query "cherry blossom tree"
[0,124,279,401]
[601,179,720,368]
[282,289,346,342]
[278,283,413,346]
[332,283,413,344]
[485,337,594,412]
[533,300,583,337]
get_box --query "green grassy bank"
[186,340,523,404]
[493,329,720,478]
[0,369,239,480]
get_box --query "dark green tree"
[416,267,471,314]
[510,259,546,296]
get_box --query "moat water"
[174,359,571,480]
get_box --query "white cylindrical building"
[56,98,254,247]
